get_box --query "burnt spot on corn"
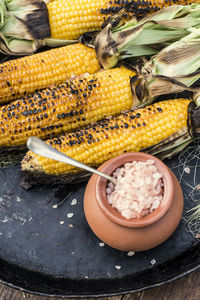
[21,0,50,40]
[0,73,100,146]
[99,0,160,24]
[46,105,152,150]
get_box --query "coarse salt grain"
[184,167,190,174]
[52,204,58,209]
[60,221,65,225]
[151,259,156,265]
[99,242,105,247]
[115,265,121,270]
[107,160,164,219]
[67,213,74,218]
[127,251,135,256]
[71,199,77,206]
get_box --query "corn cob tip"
[0,0,50,55]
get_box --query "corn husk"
[0,0,49,54]
[147,100,200,160]
[0,0,77,55]
[95,4,200,69]
[129,30,200,107]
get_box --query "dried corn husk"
[130,29,200,107]
[0,0,76,55]
[95,4,200,69]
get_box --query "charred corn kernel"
[47,0,182,40]
[22,99,190,175]
[0,43,100,104]
[0,66,135,148]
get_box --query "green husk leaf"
[150,29,200,78]
[121,44,158,59]
[0,33,44,55]
[2,0,50,39]
[143,101,200,159]
[44,38,78,47]
[193,92,200,107]
[131,30,200,106]
[0,0,50,54]
[95,4,200,69]
[0,0,6,28]
[144,134,193,160]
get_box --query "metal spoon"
[27,136,115,184]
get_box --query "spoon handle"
[27,137,115,184]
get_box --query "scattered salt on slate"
[151,259,156,265]
[71,198,77,206]
[184,167,191,174]
[67,213,74,218]
[127,251,135,256]
[16,196,21,202]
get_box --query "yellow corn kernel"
[22,99,190,175]
[0,66,135,148]
[0,43,100,104]
[47,0,106,39]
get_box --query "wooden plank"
[0,268,200,300]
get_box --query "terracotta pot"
[84,152,184,252]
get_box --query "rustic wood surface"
[0,268,200,300]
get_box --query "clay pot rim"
[95,152,174,228]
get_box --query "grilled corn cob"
[1,0,199,55]
[22,99,200,184]
[0,66,135,149]
[0,43,100,104]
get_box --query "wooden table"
[0,268,200,300]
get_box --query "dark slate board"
[0,51,200,297]
[0,140,200,297]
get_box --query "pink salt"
[107,160,164,219]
